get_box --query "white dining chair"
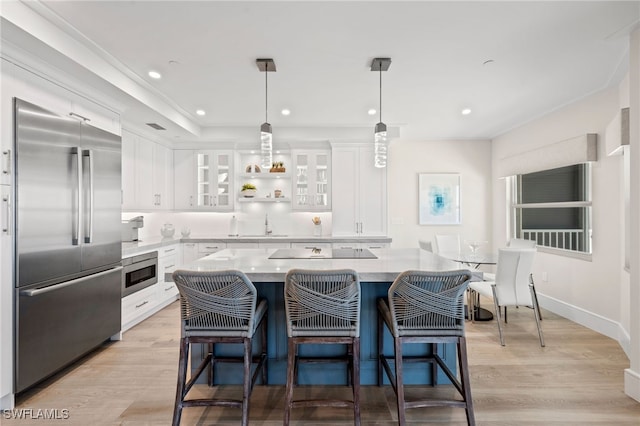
[468,248,544,347]
[433,234,461,254]
[418,240,433,252]
[507,238,537,248]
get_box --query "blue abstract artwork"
[419,173,461,225]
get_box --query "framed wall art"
[418,173,461,225]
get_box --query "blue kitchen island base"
[190,281,459,386]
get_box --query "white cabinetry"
[121,284,158,331]
[122,130,173,210]
[157,245,180,300]
[0,185,13,408]
[292,150,331,211]
[121,243,180,332]
[199,242,227,254]
[174,150,233,210]
[332,144,387,236]
[182,242,199,265]
[331,242,390,250]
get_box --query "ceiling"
[4,1,640,144]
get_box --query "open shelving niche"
[236,149,292,204]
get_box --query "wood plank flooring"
[5,300,640,425]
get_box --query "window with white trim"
[510,163,592,254]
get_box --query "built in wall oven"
[122,251,158,297]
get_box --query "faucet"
[265,214,272,236]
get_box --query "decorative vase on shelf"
[161,223,175,238]
[241,189,257,198]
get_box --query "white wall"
[491,86,628,344]
[387,139,492,249]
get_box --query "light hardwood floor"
[5,300,640,425]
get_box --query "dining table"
[437,250,497,321]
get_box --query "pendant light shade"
[371,58,391,168]
[257,59,276,169]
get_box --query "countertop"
[122,235,392,257]
[170,248,474,283]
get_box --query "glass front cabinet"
[292,150,331,211]
[197,151,233,209]
[174,150,233,211]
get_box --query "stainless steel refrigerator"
[13,98,122,393]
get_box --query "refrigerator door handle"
[83,149,94,243]
[20,266,123,297]
[71,147,82,245]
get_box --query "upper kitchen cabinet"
[174,150,234,211]
[292,150,331,211]
[121,130,173,211]
[332,144,387,236]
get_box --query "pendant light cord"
[265,68,268,123]
[379,60,382,123]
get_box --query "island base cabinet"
[187,281,455,386]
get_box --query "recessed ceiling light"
[368,109,377,116]
[196,109,206,116]
[461,108,472,115]
[148,70,162,79]
[281,109,291,116]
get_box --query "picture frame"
[418,173,461,225]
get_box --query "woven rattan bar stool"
[283,268,361,426]
[172,270,268,426]
[377,270,475,426]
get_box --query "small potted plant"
[241,183,257,197]
[270,161,286,173]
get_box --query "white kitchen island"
[172,248,473,386]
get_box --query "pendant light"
[371,58,391,168]
[257,58,276,169]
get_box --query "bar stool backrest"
[387,270,472,337]
[172,269,258,337]
[284,269,361,338]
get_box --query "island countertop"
[172,247,469,282]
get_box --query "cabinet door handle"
[158,194,162,206]
[2,150,11,175]
[2,195,11,235]
[189,195,193,207]
[69,112,91,122]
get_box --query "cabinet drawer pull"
[164,264,175,270]
[164,285,174,292]
[369,246,382,249]
[135,300,149,309]
[205,246,219,249]
[164,248,175,253]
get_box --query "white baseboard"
[625,368,640,402]
[537,293,631,357]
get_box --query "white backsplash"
[122,209,332,241]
